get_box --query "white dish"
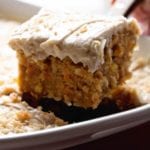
[0,1,150,150]
[0,105,150,150]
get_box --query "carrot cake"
[9,9,140,109]
[0,17,65,135]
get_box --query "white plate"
[0,1,150,150]
[0,105,150,150]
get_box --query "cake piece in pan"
[9,9,140,109]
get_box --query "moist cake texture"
[9,9,140,109]
[0,17,65,135]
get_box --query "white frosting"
[9,9,131,73]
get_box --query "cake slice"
[9,10,140,109]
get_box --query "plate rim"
[0,104,149,141]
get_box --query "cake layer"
[9,9,140,73]
[9,10,140,109]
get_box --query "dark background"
[67,121,150,150]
